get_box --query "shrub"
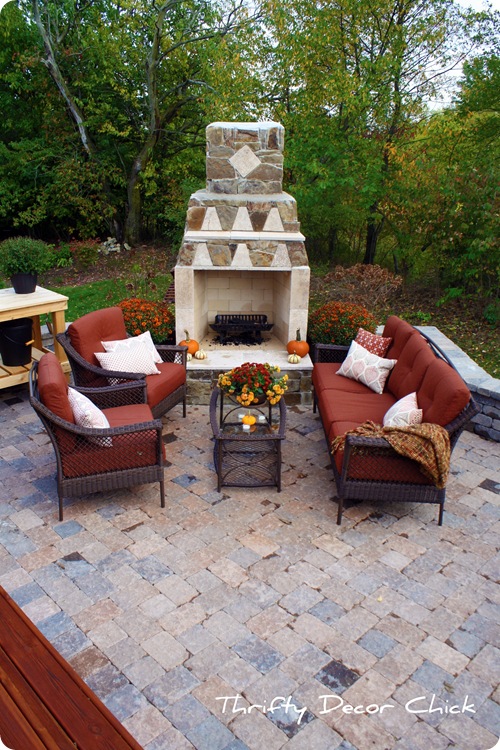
[118,298,175,343]
[69,239,100,269]
[322,264,403,307]
[0,237,56,277]
[47,243,73,269]
[308,301,377,346]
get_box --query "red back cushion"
[68,308,128,366]
[37,353,74,424]
[418,359,471,426]
[382,316,419,360]
[386,332,437,400]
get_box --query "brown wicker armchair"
[29,352,165,521]
[56,307,187,419]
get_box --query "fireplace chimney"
[174,122,310,346]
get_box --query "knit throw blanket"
[331,421,451,488]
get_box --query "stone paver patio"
[1,385,499,750]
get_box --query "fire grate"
[209,314,273,344]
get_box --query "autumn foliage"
[118,298,174,343]
[308,301,377,346]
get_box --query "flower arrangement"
[218,362,288,406]
[307,301,377,346]
[118,298,175,344]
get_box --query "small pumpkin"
[287,328,309,358]
[288,351,301,364]
[194,348,208,360]
[179,329,199,355]
[186,353,192,361]
[242,413,256,426]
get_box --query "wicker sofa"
[312,316,479,525]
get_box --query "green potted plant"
[0,237,55,294]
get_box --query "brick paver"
[0,388,499,749]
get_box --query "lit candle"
[258,414,266,423]
[242,423,251,431]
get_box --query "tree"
[382,90,499,306]
[260,0,495,265]
[8,0,258,244]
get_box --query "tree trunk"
[328,227,338,266]
[363,203,384,265]
[32,0,95,156]
[124,161,143,246]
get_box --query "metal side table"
[210,387,286,492]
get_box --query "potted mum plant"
[0,237,55,294]
[217,362,288,406]
[307,301,378,347]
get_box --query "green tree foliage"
[383,53,499,306]
[0,0,258,243]
[259,0,495,267]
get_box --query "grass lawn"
[50,274,172,322]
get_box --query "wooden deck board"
[0,649,75,749]
[0,587,143,750]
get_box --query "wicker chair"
[29,352,165,521]
[56,307,187,419]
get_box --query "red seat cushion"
[145,362,186,409]
[68,308,128,367]
[313,363,374,395]
[317,391,395,447]
[328,419,432,484]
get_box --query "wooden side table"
[0,286,69,389]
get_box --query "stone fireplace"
[174,121,310,346]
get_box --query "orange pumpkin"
[179,329,199,355]
[287,328,309,357]
[242,413,256,426]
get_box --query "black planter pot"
[10,272,38,294]
[0,318,33,366]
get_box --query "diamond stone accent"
[229,145,261,178]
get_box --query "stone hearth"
[174,122,310,346]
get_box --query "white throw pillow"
[101,330,162,364]
[67,388,112,447]
[383,392,423,427]
[95,342,160,375]
[337,340,397,394]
